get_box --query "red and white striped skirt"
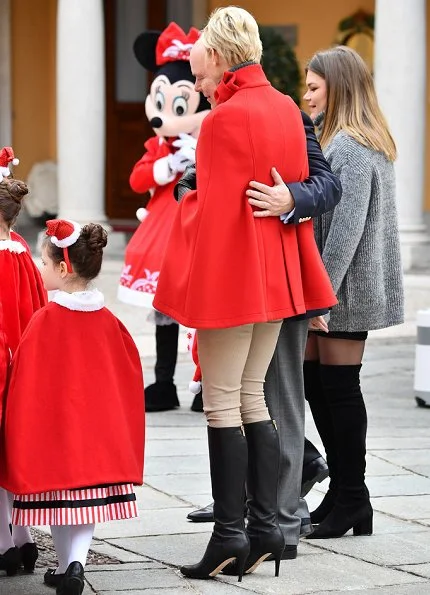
[12,484,138,526]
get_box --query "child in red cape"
[0,220,145,594]
[0,155,47,577]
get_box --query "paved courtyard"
[2,255,430,594]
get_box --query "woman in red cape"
[0,220,144,594]
[154,7,336,583]
[0,166,47,578]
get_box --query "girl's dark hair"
[44,223,108,281]
[0,179,29,227]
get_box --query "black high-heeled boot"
[20,542,38,572]
[223,420,285,577]
[304,360,338,522]
[307,364,372,539]
[0,546,21,576]
[180,426,250,581]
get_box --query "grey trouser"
[264,318,310,546]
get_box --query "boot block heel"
[353,513,373,536]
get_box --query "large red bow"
[156,22,200,66]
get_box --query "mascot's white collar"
[51,288,105,312]
[0,239,26,253]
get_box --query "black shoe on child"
[20,542,38,572]
[0,547,21,577]
[44,568,65,587]
[190,390,204,412]
[56,561,85,595]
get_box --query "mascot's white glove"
[167,133,197,174]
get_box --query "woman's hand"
[308,316,329,333]
[247,167,295,217]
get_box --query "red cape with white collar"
[0,231,47,353]
[0,295,145,495]
[153,65,337,328]
[0,301,8,403]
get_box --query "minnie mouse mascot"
[118,23,210,412]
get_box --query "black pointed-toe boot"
[303,360,338,524]
[307,364,372,539]
[145,324,180,412]
[180,426,250,581]
[223,420,285,577]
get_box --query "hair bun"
[81,223,108,252]
[7,180,28,202]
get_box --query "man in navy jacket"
[179,110,342,558]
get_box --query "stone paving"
[1,256,430,594]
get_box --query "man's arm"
[247,111,342,221]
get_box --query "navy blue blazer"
[175,110,342,219]
[286,111,341,223]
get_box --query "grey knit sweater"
[314,131,404,331]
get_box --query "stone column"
[57,0,106,222]
[374,0,429,270]
[0,0,12,147]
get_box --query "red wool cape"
[0,302,145,495]
[154,64,337,328]
[0,302,8,403]
[0,232,47,353]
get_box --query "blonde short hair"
[201,6,262,67]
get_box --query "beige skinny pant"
[197,321,282,428]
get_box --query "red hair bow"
[156,22,200,66]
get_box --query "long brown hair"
[306,46,397,161]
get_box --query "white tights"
[50,524,95,574]
[0,488,33,554]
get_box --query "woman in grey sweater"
[302,46,404,539]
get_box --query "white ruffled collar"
[50,289,105,312]
[0,239,26,253]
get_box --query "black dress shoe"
[56,561,85,595]
[266,544,297,561]
[44,568,65,587]
[187,501,248,523]
[20,542,38,572]
[0,546,21,576]
[301,456,329,497]
[187,502,215,522]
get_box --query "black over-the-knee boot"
[180,427,250,581]
[308,364,372,539]
[145,323,180,412]
[223,420,285,577]
[304,360,338,523]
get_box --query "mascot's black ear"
[133,31,161,72]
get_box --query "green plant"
[260,26,301,105]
